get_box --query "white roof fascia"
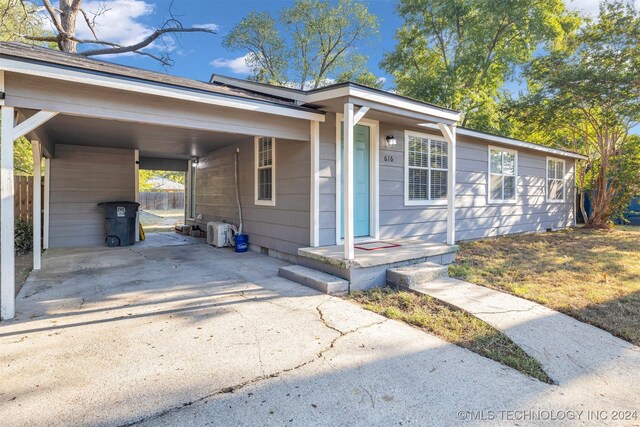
[419,123,587,160]
[304,85,462,123]
[0,57,325,122]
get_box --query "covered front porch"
[303,84,462,287]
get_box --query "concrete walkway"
[412,278,640,387]
[1,236,639,426]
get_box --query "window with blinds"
[405,132,448,204]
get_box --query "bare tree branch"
[41,0,65,35]
[24,34,120,47]
[78,26,215,57]
[79,8,98,40]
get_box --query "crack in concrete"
[230,306,266,377]
[125,299,386,426]
[470,306,538,315]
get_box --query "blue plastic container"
[234,233,248,253]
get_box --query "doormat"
[354,241,402,251]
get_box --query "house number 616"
[384,155,394,162]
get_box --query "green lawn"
[350,288,552,383]
[449,226,640,346]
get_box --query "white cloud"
[193,23,219,32]
[565,0,601,16]
[210,54,252,74]
[565,0,640,16]
[73,0,156,47]
[43,0,217,56]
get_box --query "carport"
[0,42,324,319]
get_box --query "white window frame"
[404,130,448,206]
[255,136,276,206]
[546,156,566,203]
[487,145,518,204]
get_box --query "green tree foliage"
[224,0,381,89]
[0,0,47,43]
[139,170,185,192]
[382,0,579,129]
[508,1,640,228]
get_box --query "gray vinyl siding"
[379,123,448,243]
[193,137,310,255]
[318,112,337,246]
[321,119,576,244]
[49,145,135,248]
[455,139,575,240]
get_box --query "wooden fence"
[140,191,185,210]
[14,176,37,221]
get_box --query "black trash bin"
[97,201,140,247]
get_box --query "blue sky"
[61,0,639,135]
[65,0,606,90]
[68,0,402,87]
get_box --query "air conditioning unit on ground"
[206,221,232,247]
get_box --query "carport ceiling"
[43,114,251,159]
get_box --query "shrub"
[15,219,32,254]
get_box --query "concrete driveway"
[1,234,638,426]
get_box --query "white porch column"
[343,103,355,260]
[310,121,320,247]
[31,140,42,270]
[1,106,15,320]
[438,123,457,245]
[43,158,50,250]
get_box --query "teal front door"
[340,124,371,238]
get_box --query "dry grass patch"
[449,226,640,346]
[350,287,552,383]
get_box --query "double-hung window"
[405,131,448,205]
[488,146,517,203]
[547,157,566,202]
[255,137,275,206]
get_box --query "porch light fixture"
[191,158,199,167]
[385,135,397,147]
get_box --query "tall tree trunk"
[579,190,587,225]
[58,0,79,53]
[585,158,613,229]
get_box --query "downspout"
[235,147,243,234]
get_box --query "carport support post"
[343,103,355,260]
[438,123,457,245]
[1,106,15,320]
[134,150,140,242]
[31,140,42,270]
[43,158,50,250]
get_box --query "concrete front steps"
[278,265,349,294]
[386,262,449,289]
[280,261,451,295]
